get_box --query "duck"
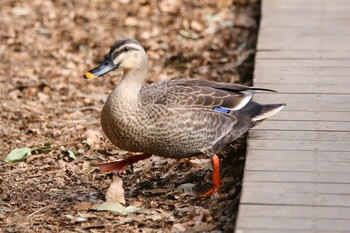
[83,39,285,196]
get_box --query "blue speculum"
[212,107,230,113]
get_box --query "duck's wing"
[168,78,275,92]
[140,79,275,111]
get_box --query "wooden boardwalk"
[235,0,350,232]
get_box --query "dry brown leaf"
[190,20,204,32]
[159,0,181,14]
[74,201,93,211]
[105,176,125,204]
[84,129,101,148]
[132,200,144,207]
[172,223,188,232]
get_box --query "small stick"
[28,205,50,217]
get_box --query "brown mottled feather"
[139,79,271,110]
[89,40,285,160]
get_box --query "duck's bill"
[83,57,118,79]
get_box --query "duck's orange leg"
[91,153,152,175]
[200,154,221,197]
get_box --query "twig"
[28,205,50,217]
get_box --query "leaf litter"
[0,0,260,231]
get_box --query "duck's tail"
[243,101,286,123]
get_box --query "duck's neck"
[113,66,147,104]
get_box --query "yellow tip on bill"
[84,72,97,79]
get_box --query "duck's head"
[84,39,147,79]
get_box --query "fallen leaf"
[190,20,204,32]
[12,6,31,16]
[74,201,92,211]
[66,214,88,223]
[178,30,200,40]
[172,223,188,232]
[159,0,181,14]
[125,17,138,26]
[105,176,125,204]
[31,143,52,154]
[191,222,216,232]
[91,202,152,215]
[142,188,169,196]
[188,158,211,166]
[84,129,100,148]
[132,200,144,207]
[67,150,76,160]
[145,213,164,221]
[5,148,32,162]
[174,183,195,194]
[77,212,97,219]
[60,146,76,160]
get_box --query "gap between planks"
[254,120,350,131]
[246,150,350,162]
[245,160,350,173]
[243,171,350,184]
[248,139,350,151]
[241,181,350,195]
[240,192,350,207]
[249,130,350,141]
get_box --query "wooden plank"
[261,16,350,27]
[252,83,350,94]
[243,171,350,183]
[258,35,350,50]
[254,93,350,103]
[246,150,350,162]
[256,50,350,59]
[236,216,350,232]
[253,94,350,112]
[259,26,350,37]
[249,130,350,141]
[263,7,350,15]
[242,182,350,195]
[255,66,350,76]
[248,139,350,151]
[255,111,350,122]
[263,0,350,12]
[255,120,350,131]
[254,75,350,85]
[240,191,350,207]
[236,229,333,233]
[275,103,350,113]
[245,160,350,173]
[256,59,350,68]
[261,10,350,19]
[274,102,350,112]
[238,205,350,219]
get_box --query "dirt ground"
[0,0,259,232]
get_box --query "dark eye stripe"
[111,46,138,59]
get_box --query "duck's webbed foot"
[200,154,221,197]
[92,153,152,175]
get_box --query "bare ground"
[0,0,259,232]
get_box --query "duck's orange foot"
[200,186,219,197]
[199,154,221,197]
[91,153,152,175]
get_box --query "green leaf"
[174,183,196,194]
[67,150,76,160]
[5,147,32,162]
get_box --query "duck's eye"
[123,46,129,52]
